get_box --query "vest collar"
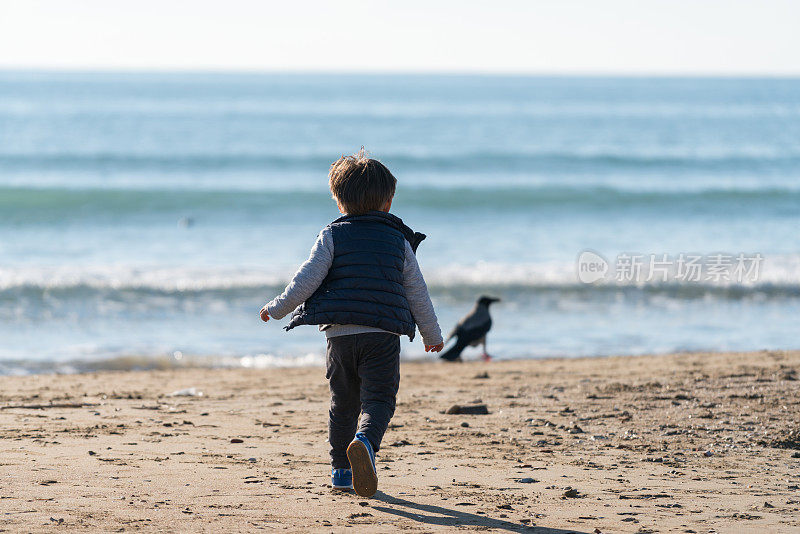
[331,210,427,252]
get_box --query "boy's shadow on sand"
[369,491,590,533]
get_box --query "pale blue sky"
[0,0,798,75]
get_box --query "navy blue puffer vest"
[285,211,426,339]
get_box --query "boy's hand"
[425,343,444,353]
[260,307,270,322]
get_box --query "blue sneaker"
[331,468,352,490]
[346,433,377,497]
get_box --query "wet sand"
[1,350,799,533]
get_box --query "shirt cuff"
[421,333,443,346]
[266,301,285,320]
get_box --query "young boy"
[259,149,444,497]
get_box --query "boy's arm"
[263,228,334,320]
[402,241,444,347]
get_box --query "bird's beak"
[490,297,501,303]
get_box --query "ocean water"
[1,72,799,374]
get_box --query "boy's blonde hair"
[329,148,396,215]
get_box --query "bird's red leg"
[481,341,492,361]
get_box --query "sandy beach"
[1,350,799,533]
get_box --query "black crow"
[439,296,500,362]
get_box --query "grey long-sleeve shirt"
[266,227,443,346]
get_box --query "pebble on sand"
[168,387,203,397]
[446,404,490,415]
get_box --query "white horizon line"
[1,66,800,79]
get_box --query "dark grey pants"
[325,332,400,470]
